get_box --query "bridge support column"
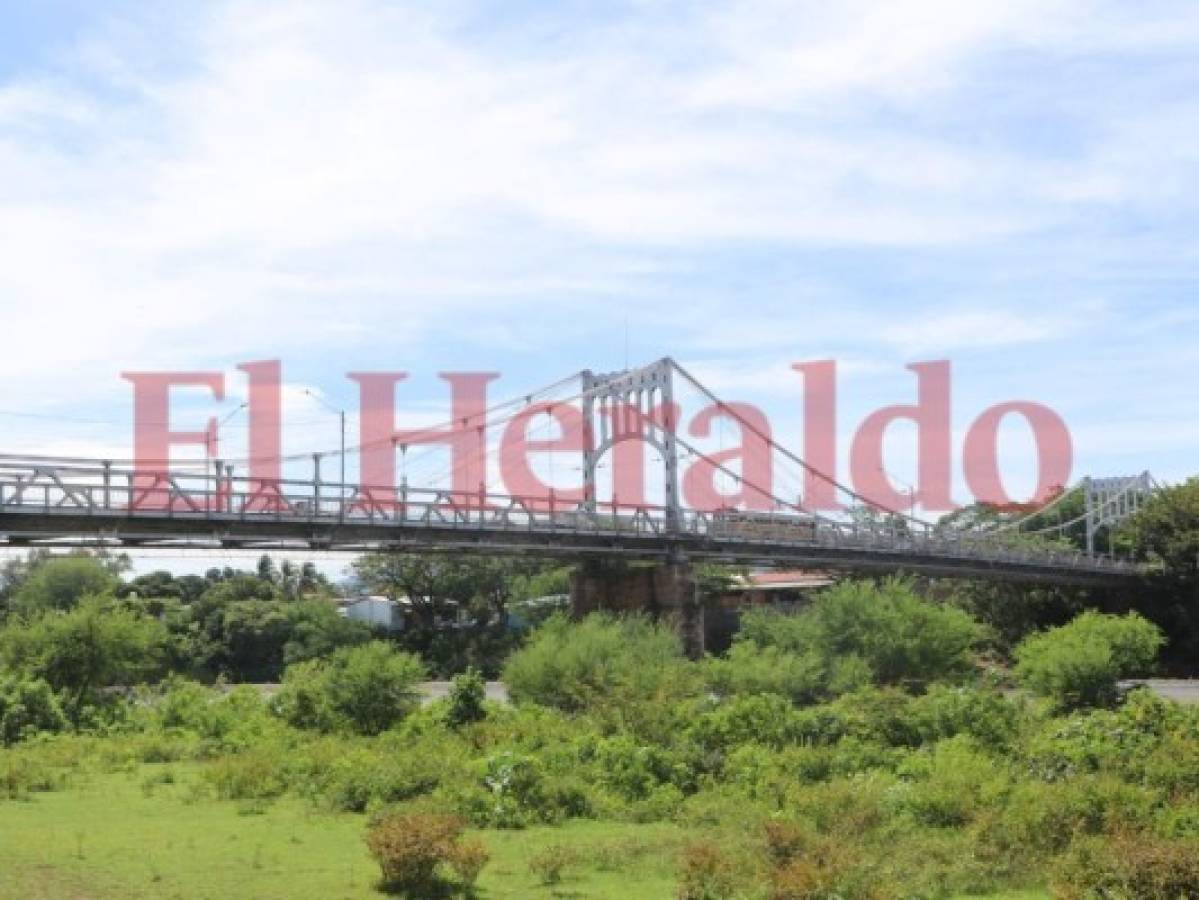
[569,558,704,658]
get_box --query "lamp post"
[206,403,247,511]
[304,390,346,489]
[207,402,248,459]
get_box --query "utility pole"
[304,390,346,488]
[208,402,248,459]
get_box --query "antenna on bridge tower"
[580,358,682,533]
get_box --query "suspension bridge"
[0,358,1159,650]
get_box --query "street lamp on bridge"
[303,390,347,489]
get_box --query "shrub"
[785,775,894,837]
[907,684,1024,752]
[0,749,62,799]
[503,613,700,713]
[205,747,288,801]
[364,810,472,895]
[689,694,809,752]
[1014,611,1164,709]
[1022,689,1182,782]
[677,840,739,900]
[980,775,1158,859]
[320,747,447,812]
[770,854,852,900]
[587,733,694,801]
[1050,832,1199,899]
[889,737,1010,828]
[737,578,984,696]
[446,667,486,727]
[154,679,276,752]
[0,671,66,745]
[705,643,823,705]
[448,837,489,888]
[528,844,580,885]
[273,642,425,735]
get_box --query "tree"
[257,554,279,584]
[1120,479,1199,580]
[352,554,477,629]
[0,596,168,721]
[0,550,53,609]
[273,641,425,735]
[8,556,121,617]
[1014,611,1164,709]
[119,570,184,601]
[503,613,700,712]
[945,579,1090,652]
[446,667,487,727]
[0,671,67,745]
[282,599,372,666]
[735,577,985,695]
[1116,479,1199,670]
[352,554,554,676]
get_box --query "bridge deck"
[0,457,1141,587]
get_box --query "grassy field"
[0,764,1050,900]
[0,764,688,899]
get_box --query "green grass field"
[0,764,688,899]
[0,764,1051,900]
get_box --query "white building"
[339,596,406,631]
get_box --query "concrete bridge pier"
[569,557,705,658]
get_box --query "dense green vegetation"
[2,482,1199,897]
[1,574,1197,897]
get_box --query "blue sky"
[2,0,1199,545]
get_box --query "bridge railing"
[0,456,1137,574]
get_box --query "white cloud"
[1,0,1198,490]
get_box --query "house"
[706,569,836,651]
[722,570,836,607]
[338,595,406,631]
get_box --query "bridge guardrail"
[0,456,1138,575]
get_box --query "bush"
[736,578,984,696]
[588,733,695,802]
[528,844,580,885]
[458,750,589,828]
[979,775,1158,859]
[785,775,894,837]
[676,840,739,900]
[205,747,288,800]
[446,667,486,727]
[153,679,275,753]
[1015,612,1164,709]
[1021,689,1188,782]
[273,642,425,735]
[1051,832,1199,899]
[705,643,824,705]
[449,837,489,889]
[320,743,450,812]
[503,613,700,712]
[0,671,66,745]
[364,810,477,895]
[889,736,1011,828]
[689,694,810,752]
[907,684,1024,752]
[0,749,62,799]
[764,817,875,898]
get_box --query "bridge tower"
[574,359,703,655]
[580,358,681,532]
[1084,472,1155,554]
